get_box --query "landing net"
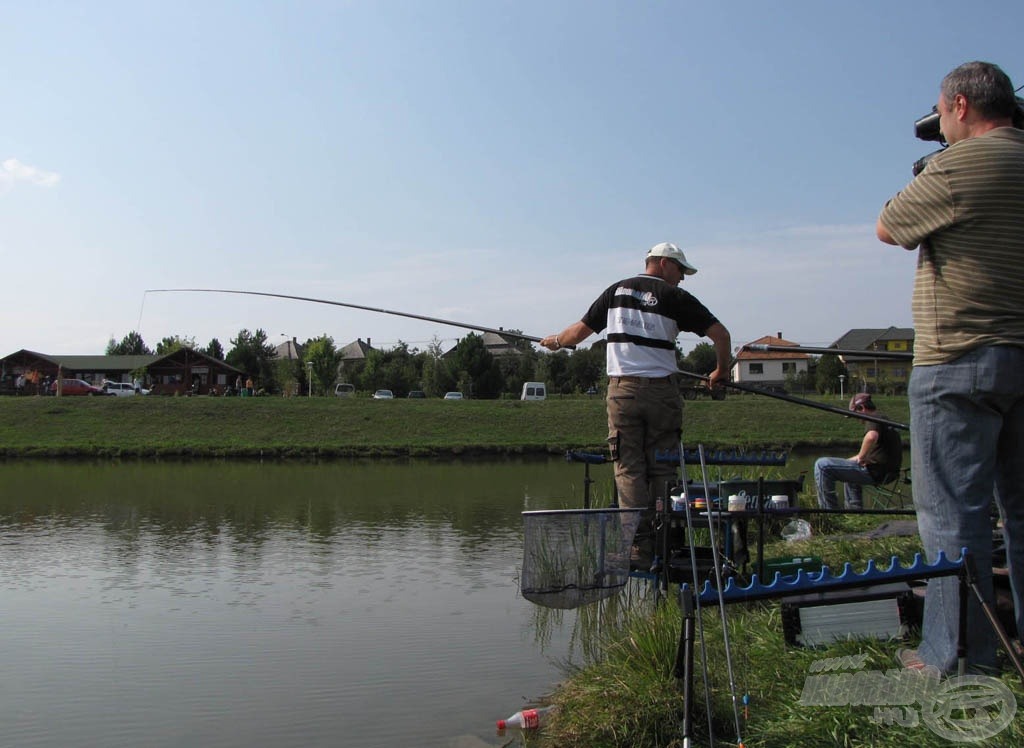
[520,508,642,609]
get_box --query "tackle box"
[780,582,918,647]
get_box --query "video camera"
[911,95,1024,175]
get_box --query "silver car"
[102,380,143,397]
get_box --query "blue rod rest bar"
[683,548,967,605]
[655,448,789,466]
[565,450,607,465]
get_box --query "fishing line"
[697,444,744,747]
[142,288,561,346]
[135,295,147,340]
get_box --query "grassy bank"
[0,393,909,458]
[531,516,1024,748]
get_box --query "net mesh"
[520,508,642,609]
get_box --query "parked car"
[102,380,149,397]
[443,392,463,400]
[407,390,427,399]
[372,389,394,400]
[334,383,356,398]
[51,378,111,396]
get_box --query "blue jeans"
[814,457,874,509]
[910,345,1024,673]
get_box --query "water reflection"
[0,458,596,748]
[0,450,858,748]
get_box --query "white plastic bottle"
[496,705,554,730]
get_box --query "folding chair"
[867,467,912,509]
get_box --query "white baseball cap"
[646,242,698,275]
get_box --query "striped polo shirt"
[581,274,719,377]
[879,127,1024,365]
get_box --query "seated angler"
[814,394,902,510]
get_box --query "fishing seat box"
[780,582,919,647]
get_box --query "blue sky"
[2,1,1022,357]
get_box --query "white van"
[520,382,547,401]
[334,383,356,398]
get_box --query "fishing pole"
[742,343,912,360]
[677,369,909,431]
[676,444,718,746]
[143,288,565,347]
[697,444,745,748]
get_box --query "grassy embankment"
[529,522,1024,748]
[0,392,908,458]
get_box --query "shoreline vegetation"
[0,393,907,459]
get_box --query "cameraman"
[877,61,1024,675]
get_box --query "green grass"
[530,519,1024,748]
[0,393,909,458]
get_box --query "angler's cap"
[647,242,698,275]
[849,393,875,411]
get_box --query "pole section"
[145,288,559,346]
[677,369,909,430]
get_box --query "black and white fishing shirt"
[581,273,719,378]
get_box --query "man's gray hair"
[941,61,1017,120]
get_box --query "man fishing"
[540,242,731,563]
[813,393,902,510]
[877,61,1024,675]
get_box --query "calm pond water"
[0,452,837,747]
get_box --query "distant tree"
[155,335,197,355]
[565,346,604,393]
[303,335,341,395]
[445,334,502,398]
[815,354,848,395]
[203,338,225,361]
[226,329,280,393]
[496,346,539,397]
[538,349,572,395]
[106,331,152,356]
[682,342,719,376]
[275,339,311,396]
[501,329,535,354]
[357,342,421,396]
[418,337,452,397]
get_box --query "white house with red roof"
[731,334,810,389]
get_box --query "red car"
[50,378,112,396]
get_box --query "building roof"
[275,338,302,360]
[734,335,810,361]
[1,348,242,375]
[147,347,243,375]
[830,327,914,359]
[1,349,159,371]
[480,331,522,357]
[339,338,374,362]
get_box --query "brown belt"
[609,375,675,384]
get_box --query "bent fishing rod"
[143,288,566,347]
[678,369,909,431]
[742,343,912,360]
